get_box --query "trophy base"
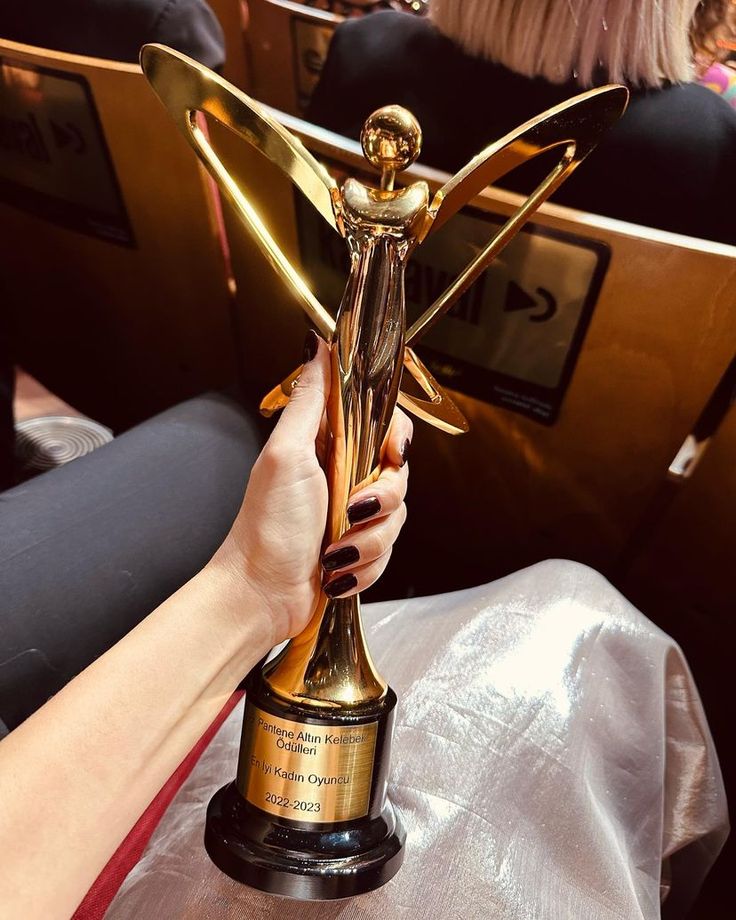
[204,781,405,900]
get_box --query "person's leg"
[0,309,16,493]
[0,393,264,731]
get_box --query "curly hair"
[690,0,736,69]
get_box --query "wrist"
[198,551,276,674]
[209,534,304,644]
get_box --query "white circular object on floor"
[15,416,113,473]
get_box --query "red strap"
[72,691,243,920]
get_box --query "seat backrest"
[214,111,736,594]
[207,0,252,89]
[0,39,237,429]
[623,360,736,623]
[245,0,340,114]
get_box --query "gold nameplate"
[237,703,378,823]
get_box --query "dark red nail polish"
[322,545,360,572]
[303,329,318,364]
[347,496,381,524]
[324,572,358,598]
[400,438,411,465]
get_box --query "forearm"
[0,561,273,920]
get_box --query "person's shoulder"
[152,0,221,27]
[330,10,447,60]
[682,82,736,140]
[308,11,446,137]
[616,81,736,177]
[149,0,225,69]
[629,81,736,137]
[663,80,736,111]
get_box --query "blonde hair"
[429,0,701,88]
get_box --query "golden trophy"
[141,45,627,900]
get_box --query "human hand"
[215,332,412,644]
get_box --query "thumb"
[275,331,330,444]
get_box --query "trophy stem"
[263,224,412,709]
[204,179,427,899]
[262,593,386,708]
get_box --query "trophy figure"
[141,44,627,900]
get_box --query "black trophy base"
[205,781,405,900]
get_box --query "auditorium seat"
[623,357,736,625]
[619,357,736,916]
[206,110,736,597]
[207,0,252,89]
[245,0,341,114]
[0,38,237,431]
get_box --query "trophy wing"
[407,85,629,346]
[260,365,303,417]
[261,353,469,435]
[142,45,466,432]
[140,43,339,338]
[399,349,468,435]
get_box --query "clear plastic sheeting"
[106,560,728,920]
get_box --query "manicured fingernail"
[400,438,411,465]
[303,329,318,364]
[322,544,360,572]
[347,496,381,524]
[324,572,358,598]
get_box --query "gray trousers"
[0,393,263,733]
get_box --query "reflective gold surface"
[141,46,627,708]
[140,44,338,339]
[360,104,422,190]
[264,122,429,706]
[237,703,377,823]
[408,85,629,345]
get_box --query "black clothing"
[0,393,263,733]
[308,12,736,245]
[0,0,225,69]
[0,287,16,494]
[0,338,14,494]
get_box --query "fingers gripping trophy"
[141,44,627,901]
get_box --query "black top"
[308,12,736,245]
[0,0,225,70]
